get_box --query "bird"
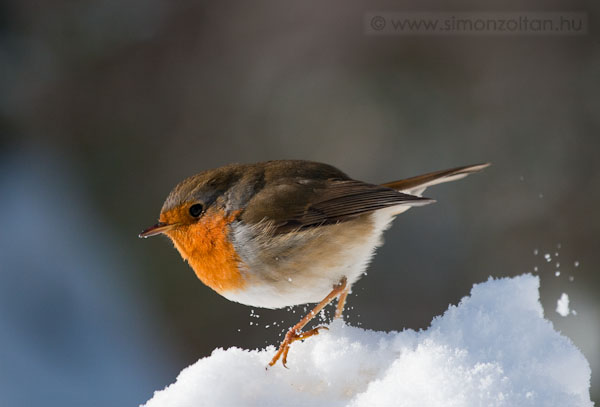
[139,160,489,367]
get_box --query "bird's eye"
[189,203,204,218]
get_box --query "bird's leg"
[269,277,347,367]
[334,287,350,319]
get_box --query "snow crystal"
[143,275,592,407]
[556,293,570,317]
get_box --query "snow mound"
[143,274,592,407]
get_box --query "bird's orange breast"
[162,209,245,294]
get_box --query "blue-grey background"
[1,1,598,405]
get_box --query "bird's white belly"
[224,208,400,309]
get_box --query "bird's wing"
[241,178,433,234]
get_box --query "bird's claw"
[268,325,329,367]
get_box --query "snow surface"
[557,293,571,317]
[143,274,593,407]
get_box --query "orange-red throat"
[159,207,246,294]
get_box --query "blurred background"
[1,0,598,405]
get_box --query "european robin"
[139,160,489,367]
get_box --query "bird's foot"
[268,325,329,368]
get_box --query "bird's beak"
[138,222,178,238]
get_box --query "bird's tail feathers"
[382,163,490,196]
